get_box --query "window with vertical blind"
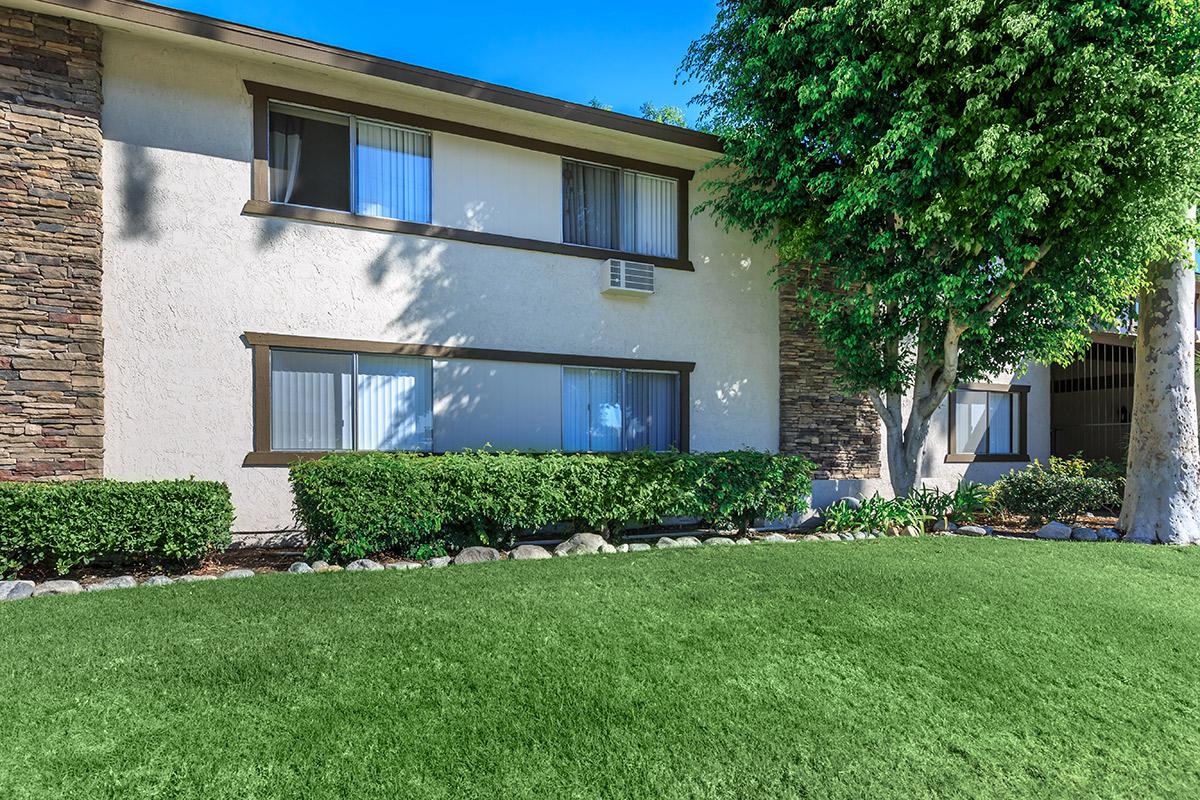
[267,101,431,223]
[947,384,1029,462]
[561,367,680,452]
[562,159,678,258]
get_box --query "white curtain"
[622,172,678,258]
[357,354,433,451]
[562,368,590,452]
[355,120,431,223]
[624,371,678,451]
[563,161,619,249]
[271,350,353,451]
[562,367,622,451]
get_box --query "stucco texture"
[99,32,780,531]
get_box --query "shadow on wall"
[119,144,159,241]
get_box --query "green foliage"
[639,102,687,127]
[683,0,1200,400]
[820,494,929,534]
[0,480,234,576]
[587,97,613,111]
[909,482,993,525]
[1049,452,1126,504]
[291,450,816,561]
[992,462,1121,525]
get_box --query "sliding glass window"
[267,101,431,223]
[562,367,679,452]
[562,159,678,258]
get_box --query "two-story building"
[2,0,1057,532]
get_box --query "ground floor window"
[946,383,1029,463]
[562,367,679,452]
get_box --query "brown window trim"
[247,83,692,271]
[244,332,693,466]
[241,200,694,272]
[945,383,1030,464]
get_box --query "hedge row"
[290,450,817,562]
[0,479,235,577]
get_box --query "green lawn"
[3,538,1200,799]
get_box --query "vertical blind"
[562,159,677,258]
[270,349,354,451]
[356,354,433,451]
[562,367,678,452]
[954,389,1018,455]
[355,120,432,223]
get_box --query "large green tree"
[684,0,1200,497]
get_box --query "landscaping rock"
[554,533,608,557]
[735,538,752,545]
[87,575,137,591]
[427,556,452,568]
[1097,528,1121,542]
[0,581,35,601]
[762,533,789,543]
[817,533,841,542]
[33,580,82,596]
[838,533,855,541]
[615,544,630,553]
[1036,521,1073,540]
[801,534,820,542]
[219,569,255,580]
[346,559,384,571]
[510,545,552,561]
[455,547,503,565]
[852,532,869,540]
[932,519,957,532]
[628,543,651,552]
[1072,528,1099,542]
[675,536,703,548]
[655,537,678,549]
[385,561,421,570]
[957,525,988,537]
[288,561,314,574]
[311,560,330,571]
[598,543,617,554]
[143,576,174,587]
[836,496,862,510]
[903,525,921,537]
[705,536,735,546]
[177,574,217,583]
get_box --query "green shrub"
[991,462,1121,525]
[820,494,929,534]
[1049,453,1126,503]
[290,450,816,562]
[0,479,234,577]
[909,482,993,526]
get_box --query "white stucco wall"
[99,32,781,531]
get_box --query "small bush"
[991,462,1120,525]
[0,479,234,577]
[1049,453,1125,505]
[290,450,816,562]
[820,494,929,534]
[909,482,993,526]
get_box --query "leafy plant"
[0,479,234,577]
[992,462,1120,526]
[820,494,929,534]
[1049,453,1126,505]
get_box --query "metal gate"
[1050,338,1134,461]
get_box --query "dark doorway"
[1050,338,1134,461]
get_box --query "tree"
[683,0,1200,496]
[587,98,613,111]
[640,102,687,127]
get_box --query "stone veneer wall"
[0,8,103,480]
[778,280,881,480]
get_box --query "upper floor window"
[562,159,678,259]
[948,384,1029,462]
[268,102,432,223]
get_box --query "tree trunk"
[1119,251,1200,544]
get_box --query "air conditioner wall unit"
[601,258,655,296]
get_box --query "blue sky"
[162,0,718,121]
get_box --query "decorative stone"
[903,525,921,537]
[836,496,862,510]
[143,576,174,587]
[33,579,82,596]
[801,534,821,542]
[598,543,617,554]
[346,559,384,571]
[219,569,255,579]
[628,543,651,552]
[87,575,137,591]
[705,536,735,546]
[288,561,314,574]
[817,533,842,542]
[675,536,703,548]
[932,519,957,532]
[554,533,608,557]
[1036,521,1073,540]
[427,556,452,568]
[1072,528,1099,542]
[0,581,35,601]
[454,547,502,565]
[510,545,552,561]
[1097,528,1121,542]
[762,533,789,543]
[852,532,868,540]
[385,561,422,570]
[957,525,988,537]
[177,574,217,583]
[837,533,855,541]
[655,537,678,549]
[311,560,331,572]
[735,538,752,545]
[615,544,630,553]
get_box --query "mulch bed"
[16,548,307,587]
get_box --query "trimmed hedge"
[991,462,1121,525]
[0,479,235,577]
[290,450,816,562]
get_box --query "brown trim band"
[244,332,694,465]
[241,200,695,272]
[37,0,723,152]
[945,382,1030,464]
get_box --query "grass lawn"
[3,538,1200,799]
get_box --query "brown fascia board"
[28,0,724,154]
